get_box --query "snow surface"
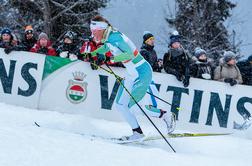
[0,102,252,166]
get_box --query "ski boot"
[119,127,145,143]
[160,111,176,134]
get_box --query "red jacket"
[80,40,98,61]
[80,40,116,65]
[30,40,57,56]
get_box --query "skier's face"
[91,29,105,43]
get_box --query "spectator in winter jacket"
[237,55,252,86]
[30,32,56,56]
[0,28,23,54]
[190,47,214,80]
[21,25,37,51]
[80,37,98,61]
[214,51,243,86]
[140,31,162,72]
[163,31,191,87]
[56,30,79,61]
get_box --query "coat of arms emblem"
[66,71,88,104]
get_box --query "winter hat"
[169,36,181,46]
[1,28,12,36]
[25,25,33,34]
[224,51,236,63]
[194,47,206,58]
[64,31,75,41]
[143,31,154,43]
[169,31,181,46]
[38,32,49,40]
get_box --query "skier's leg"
[115,82,145,142]
[143,81,176,133]
[115,78,141,130]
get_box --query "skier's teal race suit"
[91,25,174,138]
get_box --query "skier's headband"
[90,21,108,31]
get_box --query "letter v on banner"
[99,75,120,110]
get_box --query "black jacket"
[21,37,37,51]
[56,41,80,57]
[163,47,190,78]
[140,43,162,72]
[237,60,252,86]
[190,58,214,80]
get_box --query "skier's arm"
[111,38,134,63]
[113,52,132,62]
[90,44,110,57]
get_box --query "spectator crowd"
[0,26,252,87]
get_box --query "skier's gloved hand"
[96,53,106,65]
[230,79,237,86]
[59,51,69,58]
[4,47,14,54]
[90,59,98,70]
[90,63,98,70]
[82,52,91,60]
[183,76,190,87]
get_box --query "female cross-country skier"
[90,15,175,142]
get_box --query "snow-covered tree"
[2,0,108,41]
[166,0,236,59]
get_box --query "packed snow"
[0,102,251,166]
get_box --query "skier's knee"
[115,102,126,112]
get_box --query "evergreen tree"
[166,0,236,59]
[2,0,108,41]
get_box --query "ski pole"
[92,62,180,110]
[104,63,176,153]
[146,91,181,111]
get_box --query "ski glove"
[90,59,98,70]
[230,79,237,86]
[81,52,91,60]
[174,72,183,81]
[224,78,237,86]
[59,51,68,58]
[4,47,14,54]
[183,76,190,87]
[96,53,110,65]
[96,53,106,64]
[224,78,233,83]
[201,73,211,80]
[69,54,78,61]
